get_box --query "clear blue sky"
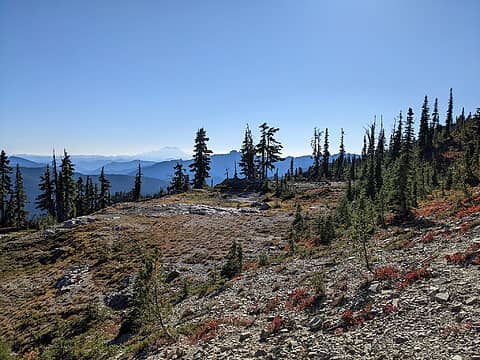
[1,0,479,156]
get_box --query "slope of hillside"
[0,185,479,359]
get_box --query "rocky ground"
[0,185,479,359]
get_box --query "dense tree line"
[337,89,480,228]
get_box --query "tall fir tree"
[75,177,85,216]
[52,150,64,221]
[375,123,385,191]
[389,111,403,162]
[12,165,28,228]
[445,88,453,138]
[0,150,13,226]
[256,123,283,180]
[36,165,56,217]
[418,95,431,160]
[169,163,189,193]
[365,123,376,198]
[60,150,76,220]
[189,128,213,189]
[133,163,142,201]
[239,124,256,180]
[403,108,415,165]
[85,176,95,213]
[335,128,345,180]
[98,167,111,209]
[322,128,330,179]
[310,128,322,179]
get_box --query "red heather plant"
[267,316,283,333]
[285,288,318,311]
[374,265,400,280]
[398,267,430,289]
[190,320,220,343]
[445,243,480,266]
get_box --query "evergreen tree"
[52,150,63,221]
[189,128,213,188]
[85,176,95,213]
[403,108,415,165]
[375,123,385,191]
[12,165,28,228]
[132,164,142,201]
[445,88,453,137]
[36,165,56,217]
[0,150,13,226]
[60,150,76,220]
[389,111,403,162]
[256,123,283,180]
[335,128,345,180]
[239,124,256,180]
[93,183,99,211]
[418,95,431,160]
[75,177,85,216]
[322,128,330,179]
[98,167,111,209]
[169,163,189,193]
[310,128,322,179]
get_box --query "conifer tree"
[36,165,56,217]
[365,123,376,199]
[335,128,345,180]
[0,150,13,226]
[403,108,415,165]
[322,128,330,179]
[132,164,142,201]
[389,111,403,162]
[375,123,385,191]
[256,123,282,180]
[445,88,453,137]
[239,124,256,180]
[189,128,213,188]
[52,150,63,221]
[85,176,95,213]
[60,150,76,220]
[12,165,28,228]
[310,128,322,179]
[98,167,111,209]
[169,163,189,193]
[75,177,85,216]
[418,95,431,160]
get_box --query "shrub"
[309,271,326,297]
[221,241,243,279]
[313,211,336,245]
[257,252,268,267]
[121,248,171,335]
[289,204,306,243]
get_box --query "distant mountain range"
[13,150,355,216]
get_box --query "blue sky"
[1,0,479,156]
